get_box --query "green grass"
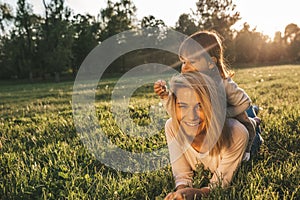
[0,65,299,199]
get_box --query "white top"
[165,117,249,188]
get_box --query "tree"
[284,23,300,61]
[141,15,165,28]
[193,0,240,33]
[36,0,74,81]
[0,2,13,32]
[233,23,268,63]
[265,31,286,63]
[71,14,99,75]
[14,0,41,80]
[175,13,198,35]
[140,15,167,41]
[0,2,14,79]
[99,0,136,41]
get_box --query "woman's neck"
[191,132,208,153]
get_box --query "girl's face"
[180,56,211,73]
[175,87,206,138]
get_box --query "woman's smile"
[184,121,201,127]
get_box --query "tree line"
[0,0,300,81]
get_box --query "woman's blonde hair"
[169,72,232,155]
[178,30,234,79]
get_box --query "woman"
[164,72,249,200]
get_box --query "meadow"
[0,65,299,199]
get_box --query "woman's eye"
[178,104,187,108]
[196,104,202,110]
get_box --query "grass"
[0,65,299,199]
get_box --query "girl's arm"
[154,80,169,99]
[154,80,172,116]
[224,78,251,117]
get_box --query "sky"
[2,0,300,38]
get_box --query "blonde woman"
[163,72,248,200]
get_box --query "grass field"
[0,65,299,199]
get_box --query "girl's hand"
[154,80,169,99]
[253,116,261,126]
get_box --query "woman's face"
[175,87,206,138]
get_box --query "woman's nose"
[186,107,200,120]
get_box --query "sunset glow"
[3,0,300,38]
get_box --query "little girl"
[154,30,258,161]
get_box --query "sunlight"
[234,0,300,38]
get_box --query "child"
[154,30,259,161]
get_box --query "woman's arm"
[164,187,210,200]
[209,118,248,188]
[165,119,194,188]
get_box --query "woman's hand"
[154,80,169,99]
[164,191,184,200]
[164,187,210,200]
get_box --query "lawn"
[0,65,299,199]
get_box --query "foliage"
[193,0,240,34]
[0,65,299,199]
[175,14,198,36]
[0,2,13,31]
[71,14,99,75]
[99,0,137,41]
[1,0,300,80]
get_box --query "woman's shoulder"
[165,118,175,137]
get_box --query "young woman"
[163,72,249,200]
